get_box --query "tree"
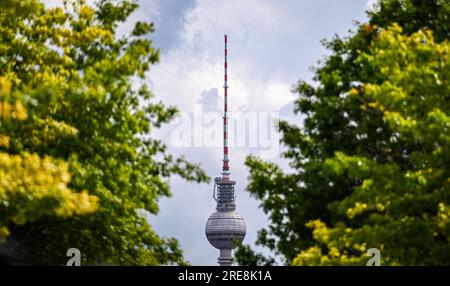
[234,245,275,266]
[236,0,450,266]
[293,24,450,265]
[0,0,208,265]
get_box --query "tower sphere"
[205,211,246,249]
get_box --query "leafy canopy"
[1,76,98,242]
[237,0,450,266]
[293,24,450,265]
[0,0,208,265]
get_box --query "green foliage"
[1,76,98,243]
[293,24,450,266]
[234,244,275,266]
[0,0,208,265]
[237,0,450,266]
[0,152,98,238]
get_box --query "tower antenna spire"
[222,34,230,179]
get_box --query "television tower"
[205,35,246,266]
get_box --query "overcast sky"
[142,0,375,265]
[43,0,377,265]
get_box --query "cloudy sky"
[43,0,376,265]
[141,0,376,265]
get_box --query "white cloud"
[149,0,297,114]
[366,0,381,12]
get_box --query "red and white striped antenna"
[222,34,230,180]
